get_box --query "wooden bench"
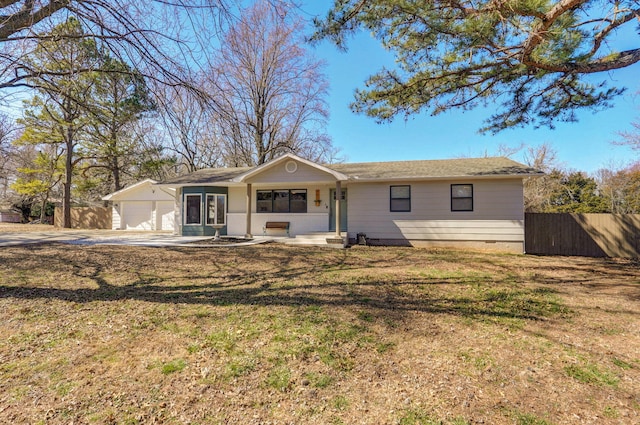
[263,221,290,237]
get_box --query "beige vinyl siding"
[228,187,246,213]
[246,160,338,184]
[347,179,524,242]
[227,213,329,236]
[392,220,523,241]
[226,184,334,236]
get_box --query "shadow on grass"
[0,244,587,324]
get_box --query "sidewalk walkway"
[0,228,283,247]
[0,230,215,247]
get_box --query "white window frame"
[184,193,202,225]
[206,194,227,226]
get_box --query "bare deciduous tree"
[157,83,223,173]
[595,162,640,213]
[616,118,640,152]
[523,143,565,212]
[0,113,20,199]
[0,0,231,93]
[209,1,335,166]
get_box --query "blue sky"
[3,2,637,174]
[299,3,640,173]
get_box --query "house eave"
[155,173,542,188]
[102,179,157,201]
[155,181,246,189]
[346,173,544,183]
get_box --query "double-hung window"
[390,185,411,212]
[451,184,473,211]
[256,189,307,213]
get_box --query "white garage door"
[156,201,175,231]
[122,201,153,230]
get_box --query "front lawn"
[0,244,638,424]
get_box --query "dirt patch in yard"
[188,237,255,245]
[0,244,638,424]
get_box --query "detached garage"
[102,179,176,232]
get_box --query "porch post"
[335,180,341,238]
[245,183,252,238]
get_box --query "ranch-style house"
[103,153,542,251]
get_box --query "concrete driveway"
[0,229,213,247]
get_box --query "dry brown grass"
[0,243,638,424]
[0,223,61,232]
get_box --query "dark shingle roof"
[160,157,541,185]
[329,157,542,180]
[161,167,251,185]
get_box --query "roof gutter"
[345,173,544,183]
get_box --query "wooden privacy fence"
[525,213,640,258]
[54,206,112,229]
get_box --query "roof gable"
[102,179,174,201]
[234,154,348,183]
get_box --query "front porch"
[226,211,348,239]
[279,231,347,248]
[172,154,349,242]
[236,156,348,242]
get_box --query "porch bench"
[263,221,290,237]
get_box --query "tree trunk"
[63,128,73,228]
[255,119,266,165]
[113,156,121,192]
[63,171,72,228]
[40,196,47,222]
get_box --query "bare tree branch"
[208,1,334,166]
[0,0,233,94]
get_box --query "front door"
[329,189,347,232]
